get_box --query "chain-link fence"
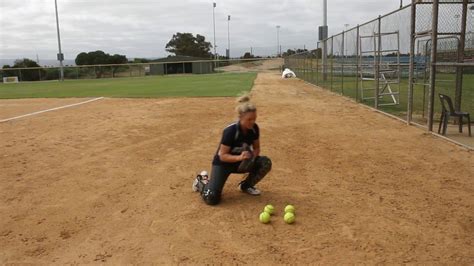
[231,45,315,58]
[285,0,474,148]
[0,64,151,81]
[0,43,308,82]
[0,58,283,82]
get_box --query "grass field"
[296,69,474,123]
[0,73,257,99]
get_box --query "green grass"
[295,68,474,123]
[0,73,257,99]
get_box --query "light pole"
[55,0,64,81]
[344,24,349,56]
[227,15,231,59]
[276,25,281,57]
[213,2,217,62]
[400,0,403,9]
[322,0,328,80]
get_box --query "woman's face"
[240,111,257,130]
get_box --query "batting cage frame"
[285,0,474,149]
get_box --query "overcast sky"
[0,0,405,60]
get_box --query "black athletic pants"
[201,156,272,205]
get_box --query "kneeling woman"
[193,94,272,205]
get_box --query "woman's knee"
[257,156,272,173]
[201,188,222,206]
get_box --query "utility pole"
[227,15,231,59]
[213,2,217,63]
[322,0,328,80]
[55,0,64,81]
[276,25,281,57]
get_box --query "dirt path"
[0,73,473,264]
[217,58,283,73]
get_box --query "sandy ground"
[410,115,474,148]
[449,132,474,147]
[0,73,473,264]
[0,98,98,120]
[218,58,283,73]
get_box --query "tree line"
[1,32,279,81]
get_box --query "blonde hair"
[236,93,257,116]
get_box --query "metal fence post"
[342,30,345,95]
[306,56,309,82]
[306,55,311,82]
[455,0,468,112]
[323,41,326,81]
[307,56,309,82]
[356,25,360,102]
[407,0,416,124]
[301,58,303,78]
[375,15,382,109]
[331,37,334,91]
[303,57,306,81]
[427,0,439,131]
[316,56,319,85]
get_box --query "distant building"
[149,56,214,75]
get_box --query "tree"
[89,51,109,65]
[107,54,128,77]
[282,49,296,57]
[4,59,45,81]
[130,58,150,63]
[282,49,308,57]
[241,52,255,59]
[311,48,322,58]
[75,52,90,66]
[1,65,12,79]
[165,33,213,58]
[14,58,40,68]
[75,50,128,78]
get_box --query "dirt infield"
[0,98,100,120]
[218,58,284,73]
[1,73,473,264]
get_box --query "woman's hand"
[239,151,253,161]
[219,144,250,163]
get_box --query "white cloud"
[0,0,402,60]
